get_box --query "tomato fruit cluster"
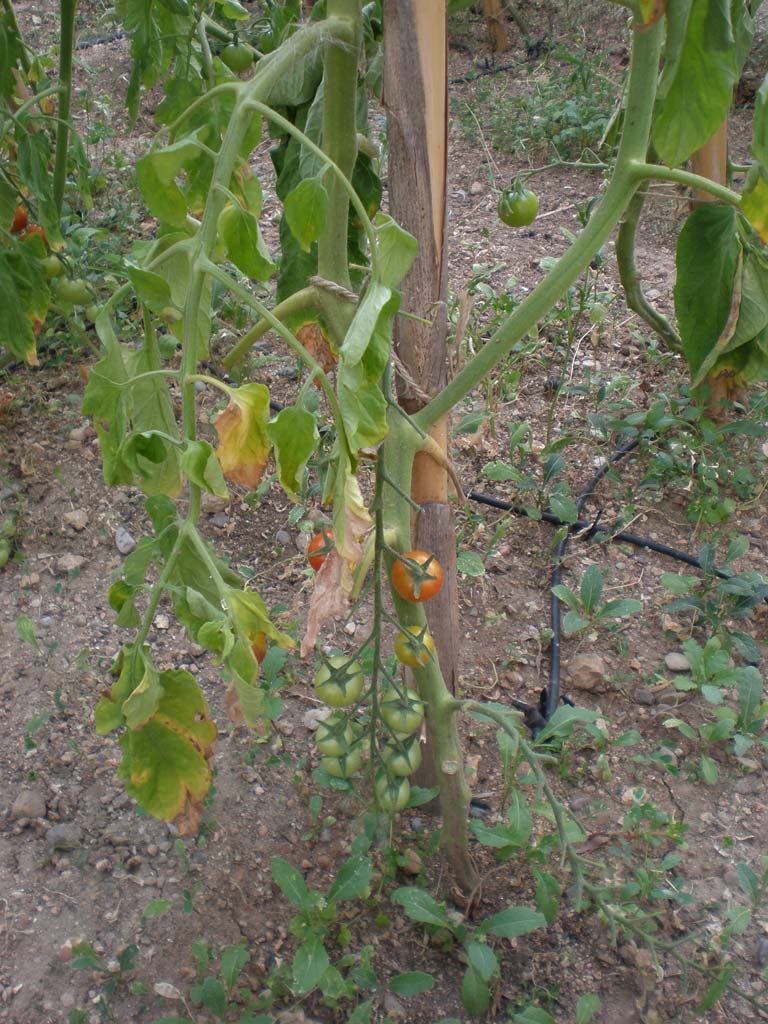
[391,550,443,603]
[497,184,538,227]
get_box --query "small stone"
[344,621,357,635]
[46,823,83,851]
[316,853,332,870]
[469,180,484,195]
[383,991,406,1019]
[633,686,657,706]
[60,750,75,766]
[69,424,95,443]
[147,844,159,857]
[566,653,609,692]
[19,572,40,587]
[734,774,761,795]
[302,707,330,731]
[275,529,291,547]
[202,493,228,514]
[115,527,136,555]
[60,992,76,1009]
[757,937,768,967]
[664,652,691,673]
[155,614,170,630]
[12,788,47,819]
[399,848,423,876]
[56,553,86,574]
[63,509,88,531]
[95,859,111,873]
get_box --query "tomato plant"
[321,746,363,779]
[391,551,443,603]
[497,183,538,227]
[307,528,334,571]
[394,624,435,667]
[21,224,48,246]
[314,656,365,708]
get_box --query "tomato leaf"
[267,405,319,500]
[391,887,451,928]
[674,205,740,382]
[476,906,546,938]
[217,203,276,281]
[214,383,271,489]
[653,0,737,168]
[284,175,329,253]
[460,966,490,1017]
[181,440,229,499]
[389,971,435,996]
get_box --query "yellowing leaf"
[741,175,768,243]
[637,0,666,28]
[214,383,271,489]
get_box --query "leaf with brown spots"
[214,382,271,489]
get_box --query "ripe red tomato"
[391,550,443,603]
[21,224,47,246]
[307,528,334,571]
[11,206,28,234]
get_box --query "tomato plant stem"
[628,161,742,205]
[52,0,77,215]
[413,19,665,432]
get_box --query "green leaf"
[373,213,418,288]
[736,862,760,904]
[465,941,499,983]
[534,706,597,743]
[547,492,579,524]
[653,0,737,167]
[461,966,490,1017]
[126,265,173,313]
[753,74,768,168]
[347,1001,374,1024]
[201,976,226,1017]
[389,971,434,996]
[575,994,601,1024]
[700,754,718,784]
[292,938,330,996]
[533,869,560,923]
[695,962,734,1013]
[660,572,698,595]
[551,583,578,610]
[512,1008,556,1024]
[737,667,764,729]
[267,405,319,500]
[477,906,546,939]
[284,176,328,252]
[726,904,752,934]
[221,944,249,993]
[456,551,485,577]
[674,205,740,383]
[579,565,603,613]
[599,597,643,619]
[181,441,229,498]
[136,136,206,228]
[328,853,373,902]
[562,610,590,634]
[217,203,276,281]
[391,887,451,928]
[271,856,311,909]
[15,615,38,648]
[142,898,173,919]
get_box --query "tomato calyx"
[307,527,334,571]
[315,711,356,757]
[391,550,444,603]
[381,735,422,777]
[374,769,411,814]
[379,686,424,736]
[497,179,538,228]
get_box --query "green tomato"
[55,277,92,305]
[314,656,365,708]
[315,712,355,757]
[497,185,538,227]
[380,687,424,736]
[42,255,64,280]
[374,770,411,813]
[321,746,363,779]
[382,736,422,777]
[221,42,253,72]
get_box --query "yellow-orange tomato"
[394,625,435,667]
[307,528,334,571]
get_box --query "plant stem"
[1,0,30,72]
[628,161,742,205]
[222,286,319,370]
[53,0,77,215]
[616,186,682,350]
[413,19,665,432]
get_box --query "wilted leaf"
[214,383,271,489]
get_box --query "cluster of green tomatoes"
[307,529,444,814]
